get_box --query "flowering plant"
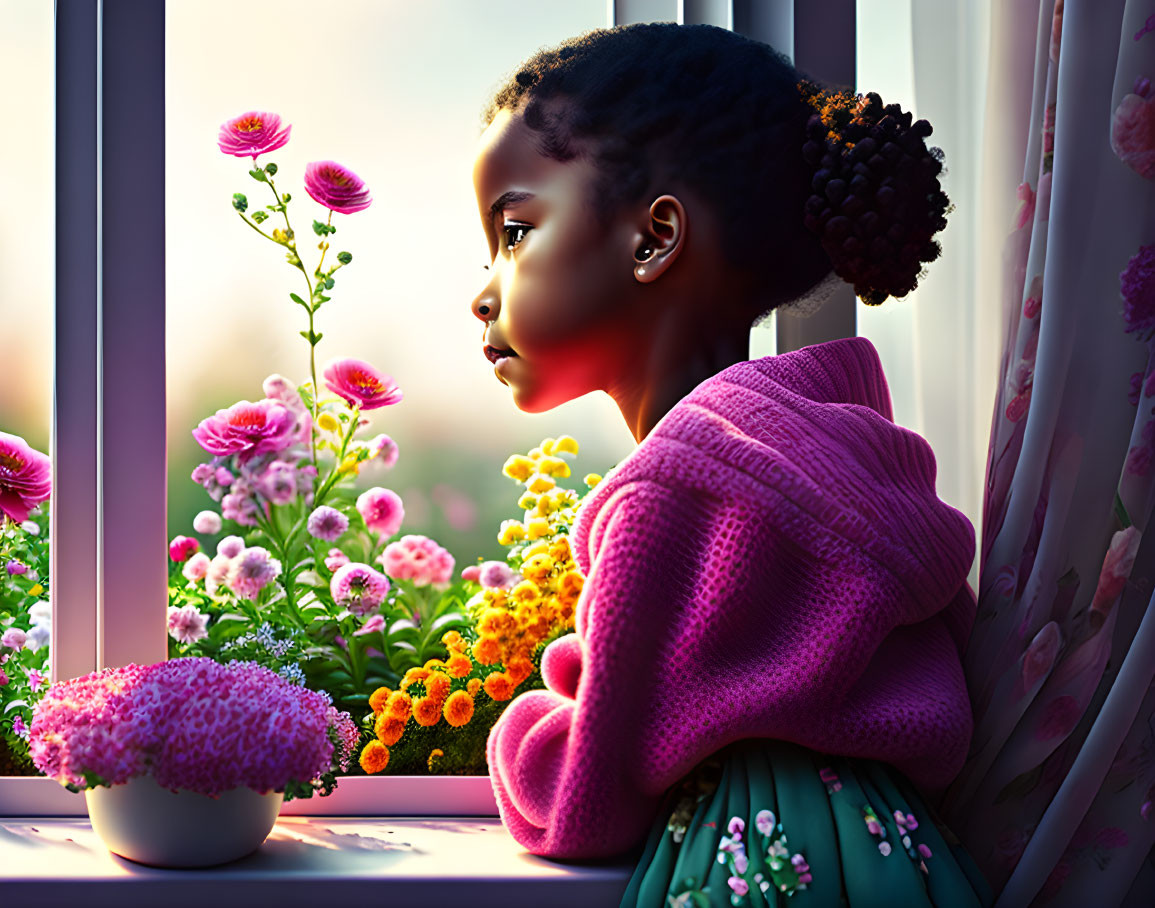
[29,657,357,800]
[165,111,473,729]
[0,432,52,775]
[357,435,600,775]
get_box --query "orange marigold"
[425,671,452,703]
[473,636,502,664]
[413,696,441,726]
[401,666,432,690]
[506,655,533,685]
[466,678,482,696]
[369,686,392,715]
[424,658,447,671]
[375,712,407,746]
[386,690,413,719]
[359,741,390,774]
[441,630,464,650]
[484,671,515,701]
[443,690,475,727]
[446,652,472,678]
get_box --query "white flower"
[28,601,51,625]
[25,624,50,651]
[20,520,40,536]
[192,510,223,535]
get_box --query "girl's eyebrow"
[489,190,536,219]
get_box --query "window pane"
[165,1,628,774]
[0,0,54,777]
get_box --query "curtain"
[935,0,1155,904]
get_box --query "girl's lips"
[484,344,517,364]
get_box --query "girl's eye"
[503,223,532,251]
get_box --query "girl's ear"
[633,194,686,284]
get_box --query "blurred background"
[0,0,983,588]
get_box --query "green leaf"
[251,211,268,223]
[264,162,278,175]
[231,193,248,212]
[337,251,352,265]
[312,219,327,236]
[282,192,292,203]
[249,168,267,182]
[324,277,335,290]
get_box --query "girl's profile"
[468,22,989,908]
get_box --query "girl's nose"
[472,291,498,325]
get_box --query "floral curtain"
[938,0,1155,904]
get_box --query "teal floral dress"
[620,739,994,907]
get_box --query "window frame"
[3,0,854,817]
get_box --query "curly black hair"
[481,22,951,316]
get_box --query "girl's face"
[470,108,653,413]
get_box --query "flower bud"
[232,193,248,212]
[337,251,352,265]
[264,162,278,175]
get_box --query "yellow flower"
[473,636,501,665]
[510,579,541,604]
[477,607,510,636]
[527,447,544,460]
[466,678,482,696]
[28,583,44,598]
[484,672,515,701]
[537,455,571,478]
[400,666,432,690]
[427,748,444,773]
[554,435,579,455]
[443,690,475,727]
[424,658,447,671]
[498,519,527,546]
[413,696,441,726]
[526,473,556,494]
[517,491,539,510]
[557,570,584,601]
[369,686,392,715]
[481,587,509,609]
[540,437,558,456]
[272,227,290,244]
[359,741,390,774]
[520,553,554,583]
[526,516,551,540]
[317,412,340,433]
[548,537,571,564]
[446,652,472,678]
[338,453,360,476]
[375,712,407,746]
[441,630,464,650]
[502,455,535,483]
[583,473,603,488]
[520,540,550,559]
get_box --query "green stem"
[314,407,361,507]
[315,209,334,276]
[236,211,277,242]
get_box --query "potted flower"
[28,656,357,868]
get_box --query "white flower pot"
[85,773,284,867]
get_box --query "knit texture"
[486,335,977,860]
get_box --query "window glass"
[165,0,623,774]
[0,0,54,776]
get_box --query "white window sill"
[0,814,635,906]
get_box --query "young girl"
[469,23,992,907]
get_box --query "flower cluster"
[357,435,598,775]
[29,657,353,797]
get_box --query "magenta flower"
[1112,90,1155,180]
[367,433,399,469]
[263,374,312,446]
[322,358,403,411]
[356,487,404,538]
[253,459,300,506]
[353,614,386,637]
[0,431,51,525]
[6,560,27,576]
[192,399,297,463]
[378,534,455,588]
[168,535,200,562]
[226,546,282,600]
[461,564,482,582]
[166,604,210,645]
[1,628,27,651]
[1090,526,1142,627]
[27,668,46,693]
[307,505,349,541]
[303,161,372,214]
[217,111,291,161]
[478,559,517,590]
[181,552,212,583]
[330,562,391,617]
[1122,244,1155,340]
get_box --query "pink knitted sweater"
[485,336,977,860]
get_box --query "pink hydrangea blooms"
[322,358,403,410]
[303,161,372,214]
[330,562,391,617]
[0,431,51,524]
[217,111,292,160]
[226,547,282,600]
[192,399,297,464]
[356,487,404,538]
[29,658,351,795]
[166,604,209,644]
[378,534,456,588]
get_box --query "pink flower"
[728,877,749,896]
[222,482,262,527]
[11,714,27,739]
[192,399,297,464]
[253,459,300,506]
[181,552,211,583]
[324,548,350,572]
[217,535,246,559]
[330,562,391,617]
[1015,181,1035,230]
[378,534,456,588]
[1036,171,1053,222]
[1034,694,1082,741]
[0,431,51,525]
[367,434,399,469]
[478,560,517,590]
[303,161,372,214]
[1021,621,1061,691]
[307,506,349,541]
[461,564,482,582]
[27,668,46,693]
[322,358,403,411]
[1121,244,1155,339]
[168,535,200,562]
[226,547,282,600]
[353,614,386,637]
[6,560,27,576]
[1112,92,1155,179]
[204,553,235,596]
[263,374,311,446]
[755,809,776,835]
[356,487,404,538]
[1,628,27,651]
[1090,526,1142,627]
[217,111,291,160]
[166,604,209,644]
[192,510,222,535]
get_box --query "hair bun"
[797,85,951,305]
